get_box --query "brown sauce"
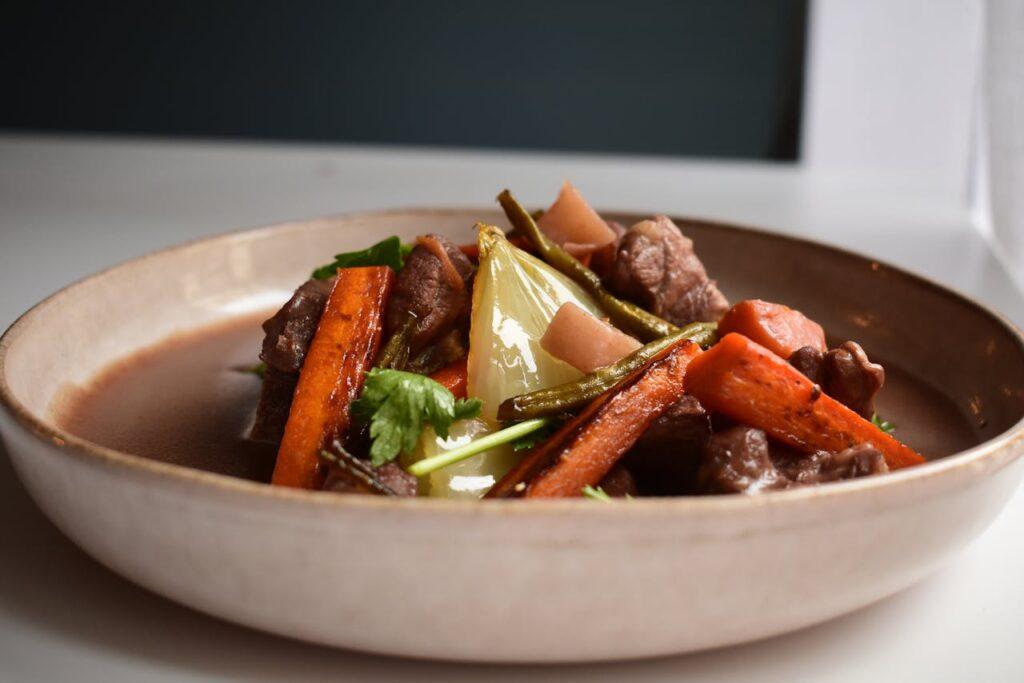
[56,314,979,483]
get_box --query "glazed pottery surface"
[2,209,1023,662]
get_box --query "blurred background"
[2,1,808,160]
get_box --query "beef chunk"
[252,278,334,444]
[260,278,334,373]
[698,427,888,495]
[789,341,884,419]
[386,234,474,354]
[823,342,885,418]
[698,426,786,494]
[250,366,299,444]
[789,345,825,385]
[776,444,888,485]
[598,464,639,498]
[588,219,627,279]
[323,460,418,497]
[406,327,469,375]
[623,396,710,495]
[607,216,729,326]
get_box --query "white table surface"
[1,134,1022,682]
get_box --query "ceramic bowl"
[1,209,1023,663]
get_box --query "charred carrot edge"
[524,341,702,498]
[718,300,826,359]
[685,333,925,470]
[487,340,701,498]
[428,358,468,399]
[271,267,394,489]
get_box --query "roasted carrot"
[492,340,702,498]
[428,358,468,398]
[718,299,826,359]
[685,333,924,469]
[271,267,394,489]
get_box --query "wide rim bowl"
[3,207,1024,516]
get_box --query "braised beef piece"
[697,426,787,494]
[607,216,729,326]
[776,444,888,485]
[386,234,474,355]
[697,426,888,494]
[260,278,334,373]
[406,327,469,375]
[823,342,885,418]
[598,464,639,498]
[323,460,418,497]
[623,396,710,495]
[789,341,884,418]
[588,219,627,279]
[251,278,334,443]
[789,345,825,385]
[250,367,299,443]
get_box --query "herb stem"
[407,418,553,477]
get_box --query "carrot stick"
[428,358,468,398]
[507,340,702,498]
[685,333,924,469]
[718,299,826,358]
[271,267,394,489]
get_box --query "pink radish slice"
[537,181,617,252]
[540,302,642,373]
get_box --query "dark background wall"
[1,1,808,160]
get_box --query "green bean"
[375,313,418,370]
[496,321,717,421]
[497,189,677,342]
[319,445,398,496]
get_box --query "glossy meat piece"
[260,278,334,372]
[607,216,729,326]
[789,342,885,419]
[386,234,474,354]
[697,426,786,494]
[588,219,626,279]
[823,342,885,419]
[598,464,639,497]
[250,366,299,444]
[776,444,888,485]
[788,345,825,385]
[698,427,889,495]
[406,327,468,376]
[623,395,710,495]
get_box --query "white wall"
[802,0,983,199]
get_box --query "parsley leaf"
[581,485,612,502]
[871,413,896,434]
[312,236,414,279]
[581,485,632,502]
[352,368,482,466]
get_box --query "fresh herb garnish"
[581,485,631,502]
[581,485,612,502]
[234,362,266,379]
[406,418,553,477]
[352,368,482,466]
[871,413,896,434]
[311,236,414,279]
